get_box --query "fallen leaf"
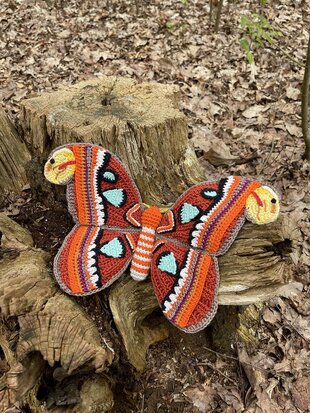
[192,127,250,166]
[58,29,71,39]
[263,307,281,324]
[183,381,216,413]
[191,66,212,81]
[291,376,310,411]
[274,357,291,373]
[45,57,60,68]
[285,123,303,137]
[242,105,266,119]
[286,86,300,101]
[277,282,303,298]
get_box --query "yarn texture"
[44,143,280,333]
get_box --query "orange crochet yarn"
[44,143,280,333]
[131,206,162,281]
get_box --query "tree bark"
[0,109,31,202]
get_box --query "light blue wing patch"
[103,170,117,183]
[157,252,177,276]
[179,203,200,224]
[102,189,126,207]
[100,237,125,258]
[202,189,218,199]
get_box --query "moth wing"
[66,143,143,228]
[54,224,139,295]
[151,240,219,333]
[157,176,258,255]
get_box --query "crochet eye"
[271,198,276,204]
[50,158,55,164]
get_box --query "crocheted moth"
[44,143,280,333]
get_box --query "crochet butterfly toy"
[44,143,280,333]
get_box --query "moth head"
[245,186,280,225]
[44,147,76,185]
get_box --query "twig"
[214,0,224,33]
[209,0,213,23]
[266,44,304,68]
[140,393,145,413]
[202,346,273,374]
[197,360,238,385]
[302,32,310,160]
[203,346,244,363]
[257,139,276,175]
[283,313,309,343]
[276,45,304,68]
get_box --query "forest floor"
[0,0,309,412]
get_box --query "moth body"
[131,206,162,281]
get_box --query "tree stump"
[21,76,203,204]
[18,76,298,373]
[0,213,114,412]
[0,109,31,202]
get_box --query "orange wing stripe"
[196,177,241,247]
[67,226,85,293]
[208,182,260,253]
[176,255,212,328]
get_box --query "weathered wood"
[21,76,203,204]
[0,213,114,411]
[44,375,114,413]
[75,376,114,413]
[109,213,298,370]
[109,278,170,371]
[0,109,31,201]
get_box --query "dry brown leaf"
[286,86,300,101]
[191,66,212,81]
[188,45,200,57]
[242,105,266,119]
[285,123,303,137]
[214,383,244,411]
[291,376,310,411]
[238,348,266,390]
[183,381,216,413]
[273,357,291,374]
[284,187,305,205]
[45,57,60,68]
[57,29,71,39]
[192,127,247,166]
[262,307,281,324]
[256,393,282,413]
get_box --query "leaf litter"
[0,0,309,412]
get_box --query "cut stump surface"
[21,76,203,204]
